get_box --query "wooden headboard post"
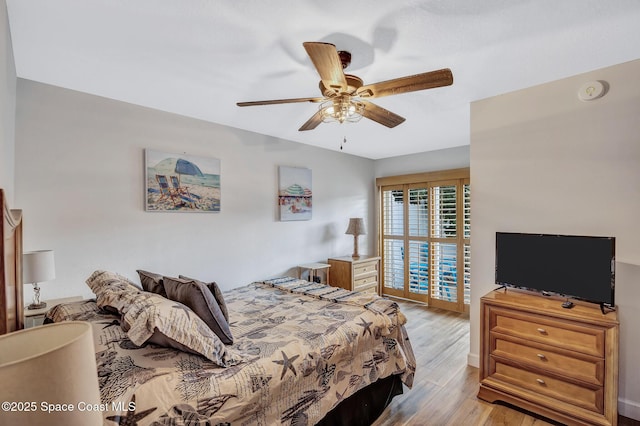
[1,189,24,334]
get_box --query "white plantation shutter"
[463,181,471,304]
[430,242,457,302]
[431,185,457,238]
[408,240,428,295]
[407,186,429,295]
[383,239,404,291]
[408,187,428,237]
[464,243,471,304]
[382,187,404,291]
[383,189,403,236]
[464,183,471,239]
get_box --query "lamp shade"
[345,218,366,236]
[0,322,102,426]
[23,250,56,284]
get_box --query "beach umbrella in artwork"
[175,158,204,184]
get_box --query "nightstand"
[327,255,380,295]
[23,296,83,328]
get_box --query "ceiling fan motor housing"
[338,50,351,69]
[319,74,363,97]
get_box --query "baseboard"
[467,352,479,368]
[619,398,640,421]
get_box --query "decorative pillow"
[86,270,142,313]
[163,276,233,344]
[179,275,229,321]
[137,269,167,298]
[121,291,243,367]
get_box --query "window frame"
[376,168,470,313]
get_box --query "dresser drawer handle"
[536,328,547,334]
[536,378,546,385]
[536,353,546,360]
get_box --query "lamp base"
[352,234,360,259]
[27,302,47,310]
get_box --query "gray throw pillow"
[137,269,167,298]
[163,276,233,344]
[120,290,242,367]
[179,275,229,321]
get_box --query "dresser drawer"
[354,275,377,292]
[490,307,605,357]
[491,361,603,414]
[354,261,378,278]
[355,282,378,294]
[491,333,604,386]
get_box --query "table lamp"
[0,321,102,426]
[23,250,56,310]
[345,218,366,258]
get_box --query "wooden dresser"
[478,289,619,426]
[327,255,380,295]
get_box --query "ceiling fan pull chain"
[340,136,347,150]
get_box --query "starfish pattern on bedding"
[105,395,156,426]
[273,351,300,380]
[357,317,373,336]
[297,315,313,325]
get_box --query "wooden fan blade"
[356,68,453,99]
[303,42,347,94]
[361,100,406,128]
[237,97,325,107]
[298,110,324,131]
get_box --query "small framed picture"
[278,166,312,221]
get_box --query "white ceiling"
[6,0,640,159]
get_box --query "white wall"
[15,80,376,300]
[374,145,469,177]
[0,0,16,202]
[470,59,640,419]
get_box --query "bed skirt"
[317,374,404,426]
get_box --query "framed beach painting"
[145,149,221,212]
[278,166,312,221]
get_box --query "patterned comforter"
[47,278,416,426]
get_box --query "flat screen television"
[495,232,615,307]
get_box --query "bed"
[0,188,416,425]
[46,275,415,425]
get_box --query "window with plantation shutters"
[377,169,470,313]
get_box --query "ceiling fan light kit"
[237,42,453,131]
[319,97,365,124]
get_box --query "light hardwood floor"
[373,299,639,426]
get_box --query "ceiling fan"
[237,42,453,131]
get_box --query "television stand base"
[600,302,616,315]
